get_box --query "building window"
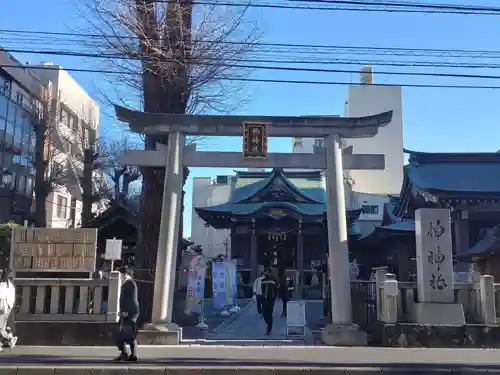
[56,195,68,219]
[84,128,90,148]
[361,205,379,215]
[0,94,7,120]
[0,77,10,96]
[25,176,34,196]
[70,115,78,130]
[59,107,70,127]
[314,139,324,148]
[16,93,23,106]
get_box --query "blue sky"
[2,0,500,237]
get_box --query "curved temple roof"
[114,105,393,138]
[195,168,361,229]
[394,150,500,216]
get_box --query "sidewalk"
[205,300,316,345]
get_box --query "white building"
[191,68,405,248]
[191,175,232,259]
[29,62,105,228]
[0,51,105,227]
[292,68,404,235]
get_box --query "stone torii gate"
[115,105,392,345]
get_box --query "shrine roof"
[228,168,325,203]
[404,149,500,199]
[87,200,138,230]
[195,168,360,225]
[358,197,414,244]
[457,227,500,260]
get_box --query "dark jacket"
[279,279,295,300]
[119,278,139,321]
[261,276,277,301]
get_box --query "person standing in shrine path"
[261,269,278,336]
[253,272,265,315]
[279,275,295,317]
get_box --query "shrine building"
[193,168,361,295]
[356,150,500,281]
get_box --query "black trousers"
[262,299,275,333]
[281,298,288,315]
[117,316,138,356]
[256,295,263,314]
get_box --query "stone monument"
[414,208,465,325]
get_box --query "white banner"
[185,255,206,315]
[212,261,227,309]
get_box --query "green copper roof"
[228,169,325,204]
[195,168,359,222]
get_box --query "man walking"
[252,272,265,315]
[116,266,139,361]
[260,269,277,336]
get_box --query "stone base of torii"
[114,105,393,346]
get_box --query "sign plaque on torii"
[242,122,268,159]
[115,105,392,346]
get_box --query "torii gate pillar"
[322,135,367,345]
[115,105,393,346]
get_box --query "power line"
[1,28,500,59]
[5,47,500,81]
[6,40,500,69]
[1,62,500,89]
[149,0,500,15]
[292,0,500,12]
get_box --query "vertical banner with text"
[212,261,227,309]
[185,255,206,315]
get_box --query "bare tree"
[78,0,260,321]
[66,109,112,227]
[30,85,70,227]
[99,138,142,203]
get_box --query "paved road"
[201,300,315,345]
[2,346,500,367]
[181,299,251,339]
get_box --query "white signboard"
[286,300,306,336]
[105,238,123,261]
[415,208,454,303]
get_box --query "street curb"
[0,365,496,374]
[212,300,255,333]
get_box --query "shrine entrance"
[260,231,297,270]
[115,105,391,345]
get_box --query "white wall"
[353,192,390,236]
[343,85,404,196]
[191,177,232,259]
[29,63,103,228]
[30,63,99,128]
[292,84,404,196]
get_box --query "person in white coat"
[0,269,16,350]
[252,272,265,315]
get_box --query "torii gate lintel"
[121,142,385,170]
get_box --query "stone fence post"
[382,273,398,324]
[374,268,387,321]
[479,275,496,325]
[107,271,121,322]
